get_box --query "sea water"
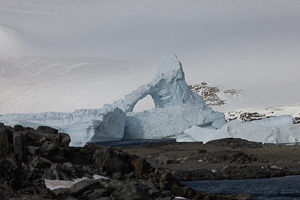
[93,138,177,147]
[183,176,300,200]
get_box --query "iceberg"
[113,54,211,112]
[179,115,300,144]
[0,54,226,144]
[114,54,226,139]
[1,54,299,145]
[0,105,126,146]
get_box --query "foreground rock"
[0,123,253,200]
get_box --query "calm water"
[92,138,176,147]
[183,176,300,200]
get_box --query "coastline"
[0,124,254,200]
[122,138,300,181]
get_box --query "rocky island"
[2,123,300,199]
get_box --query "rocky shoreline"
[123,138,300,181]
[2,123,298,199]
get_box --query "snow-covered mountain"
[1,0,300,116]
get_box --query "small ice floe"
[271,165,282,170]
[175,196,186,199]
[44,175,110,190]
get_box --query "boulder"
[130,158,151,174]
[13,132,23,162]
[0,128,10,158]
[93,147,132,176]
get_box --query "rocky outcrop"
[0,123,253,200]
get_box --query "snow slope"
[1,0,300,115]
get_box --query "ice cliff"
[0,106,126,146]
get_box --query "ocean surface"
[93,138,177,147]
[183,176,300,200]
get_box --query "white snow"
[246,115,293,129]
[225,104,300,122]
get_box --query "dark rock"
[0,124,256,200]
[239,112,269,122]
[13,125,26,132]
[198,149,207,153]
[130,158,151,174]
[38,142,60,158]
[93,147,132,176]
[13,132,24,162]
[206,138,263,148]
[36,126,58,134]
[0,159,17,190]
[197,150,257,164]
[148,188,161,198]
[155,156,178,165]
[29,156,53,170]
[60,132,71,148]
[161,190,173,197]
[112,172,123,179]
[229,193,255,200]
[293,117,300,124]
[49,163,71,181]
[25,145,39,155]
[111,179,150,200]
[82,188,107,199]
[68,179,102,197]
[0,128,10,158]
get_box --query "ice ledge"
[179,115,300,144]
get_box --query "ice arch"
[133,95,155,113]
[113,54,211,113]
[112,54,226,139]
